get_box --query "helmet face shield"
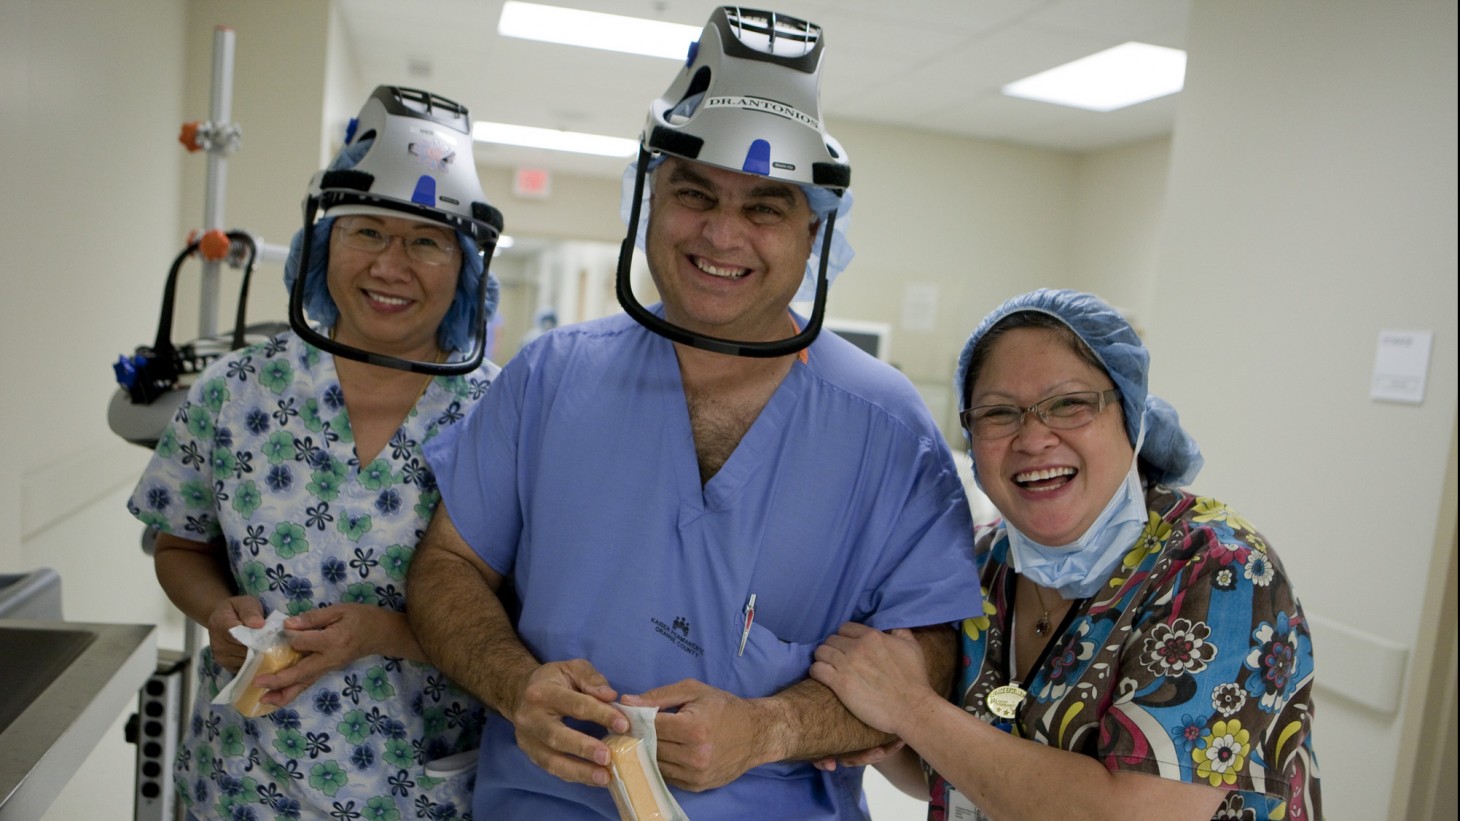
[616,7,851,358]
[288,86,504,375]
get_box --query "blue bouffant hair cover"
[954,288,1203,487]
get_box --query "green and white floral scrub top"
[128,331,493,821]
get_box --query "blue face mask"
[1002,424,1149,599]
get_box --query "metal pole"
[198,25,235,339]
[179,26,237,802]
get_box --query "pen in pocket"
[737,593,757,657]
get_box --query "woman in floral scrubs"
[812,289,1321,821]
[128,86,504,820]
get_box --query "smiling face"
[644,157,818,343]
[326,214,460,360]
[968,326,1134,546]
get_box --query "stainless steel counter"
[0,619,156,819]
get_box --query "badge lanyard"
[984,568,1088,731]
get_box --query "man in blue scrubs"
[409,7,984,819]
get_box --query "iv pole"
[175,23,243,728]
[198,25,237,339]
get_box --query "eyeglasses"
[335,221,459,267]
[961,389,1120,439]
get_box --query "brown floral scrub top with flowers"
[931,486,1321,821]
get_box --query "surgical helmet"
[290,86,503,375]
[308,86,502,246]
[643,7,850,194]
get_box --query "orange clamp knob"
[179,121,203,152]
[199,229,231,261]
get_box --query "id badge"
[946,787,990,821]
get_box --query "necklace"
[990,576,1088,723]
[329,326,442,408]
[410,347,447,407]
[412,371,435,406]
[1030,582,1058,636]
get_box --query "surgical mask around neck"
[1003,424,1149,599]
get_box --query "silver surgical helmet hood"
[287,85,504,375]
[645,7,850,191]
[309,86,502,245]
[955,288,1204,487]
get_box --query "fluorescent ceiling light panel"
[1002,42,1186,112]
[472,121,637,157]
[498,1,701,60]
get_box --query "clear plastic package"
[605,704,690,821]
[211,610,301,717]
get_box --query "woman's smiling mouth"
[365,290,413,308]
[1014,466,1076,492]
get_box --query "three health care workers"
[408,7,984,820]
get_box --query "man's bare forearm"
[763,624,956,762]
[407,512,538,716]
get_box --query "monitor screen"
[822,318,892,363]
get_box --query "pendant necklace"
[985,572,1087,722]
[411,350,444,406]
[1031,582,1057,636]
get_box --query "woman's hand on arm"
[152,532,263,672]
[812,622,1227,821]
[806,623,934,799]
[810,623,945,738]
[406,505,629,787]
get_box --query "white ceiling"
[336,0,1191,178]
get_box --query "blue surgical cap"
[954,288,1203,487]
[282,139,500,354]
[619,151,855,302]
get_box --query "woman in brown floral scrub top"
[811,289,1320,821]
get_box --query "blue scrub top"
[426,310,982,820]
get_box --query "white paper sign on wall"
[902,283,938,332]
[1370,329,1433,404]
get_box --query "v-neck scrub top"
[128,331,496,820]
[426,310,984,820]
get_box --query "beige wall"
[1,0,189,554]
[1149,1,1457,818]
[2,1,190,818]
[1071,136,1172,330]
[806,121,1081,436]
[1,0,1455,819]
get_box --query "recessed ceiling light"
[1002,42,1187,112]
[472,121,638,157]
[497,1,701,60]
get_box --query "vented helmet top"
[308,86,502,245]
[643,7,850,193]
